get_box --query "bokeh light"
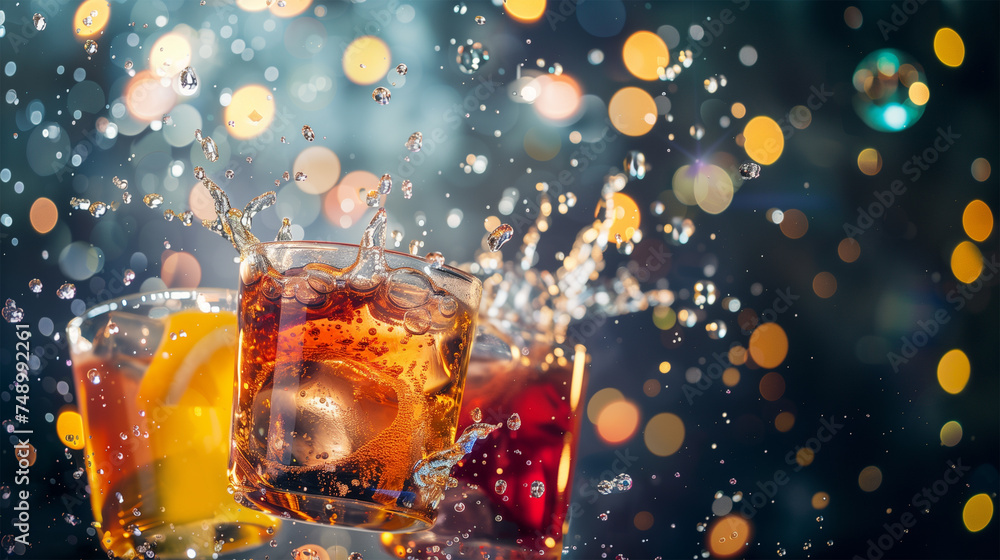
[838,238,861,262]
[30,197,58,234]
[937,349,970,395]
[811,492,830,509]
[971,158,991,182]
[950,241,983,283]
[779,209,809,239]
[844,6,863,29]
[622,31,669,81]
[749,323,788,369]
[608,87,657,136]
[161,251,202,287]
[342,36,391,85]
[587,387,625,424]
[939,420,963,447]
[223,85,276,139]
[963,494,994,532]
[56,410,85,450]
[504,0,547,23]
[774,411,795,432]
[852,49,927,132]
[292,146,341,195]
[812,272,838,298]
[857,148,882,175]
[598,192,641,243]
[742,116,784,165]
[73,0,111,38]
[644,412,684,456]
[759,372,785,401]
[858,466,883,492]
[125,70,178,122]
[596,400,640,444]
[323,170,377,229]
[934,28,965,67]
[149,33,192,78]
[962,200,993,242]
[533,74,583,122]
[707,515,751,558]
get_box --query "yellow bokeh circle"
[223,85,276,140]
[743,116,784,165]
[342,36,391,85]
[622,31,670,81]
[608,87,657,136]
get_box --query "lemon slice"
[135,309,238,410]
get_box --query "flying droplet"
[2,300,24,323]
[124,59,133,70]
[530,480,545,498]
[143,194,164,209]
[201,137,219,162]
[597,480,613,495]
[365,190,380,207]
[70,197,91,210]
[163,209,176,222]
[225,169,235,179]
[372,87,391,105]
[178,66,198,95]
[123,270,135,286]
[613,473,633,492]
[507,413,521,430]
[89,201,109,218]
[470,407,483,422]
[56,283,76,300]
[83,40,98,56]
[475,15,485,24]
[122,191,132,204]
[453,502,466,512]
[454,3,468,15]
[495,479,507,494]
[739,162,761,180]
[193,166,205,180]
[87,368,101,384]
[487,223,513,252]
[294,171,307,181]
[194,129,203,143]
[598,512,608,521]
[33,14,47,31]
[28,279,43,293]
[378,173,392,194]
[404,131,423,152]
[395,63,408,75]
[401,179,413,199]
[408,239,423,256]
[106,321,119,335]
[302,125,315,141]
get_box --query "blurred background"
[1,0,997,558]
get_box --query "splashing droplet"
[28,279,43,293]
[425,252,445,268]
[378,173,392,194]
[495,479,507,494]
[33,14,47,31]
[470,407,483,422]
[294,171,307,182]
[487,223,514,252]
[87,368,101,384]
[178,66,198,95]
[739,162,761,180]
[2,300,24,323]
[365,190,380,207]
[401,179,413,199]
[123,269,135,286]
[89,201,109,218]
[57,283,76,300]
[83,40,98,56]
[530,480,545,498]
[506,412,521,430]
[302,125,315,142]
[475,15,486,24]
[143,194,164,209]
[201,136,219,162]
[372,87,391,105]
[405,131,423,152]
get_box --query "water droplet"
[123,269,135,286]
[395,63,408,75]
[597,480,613,495]
[83,40,98,55]
[378,173,392,194]
[193,166,205,180]
[143,193,164,209]
[178,66,198,95]
[425,252,445,268]
[494,479,507,494]
[348,553,364,560]
[613,473,632,492]
[33,14,47,31]
[372,87,391,105]
[729,477,737,485]
[739,162,761,180]
[598,512,608,521]
[122,191,132,204]
[201,136,219,162]
[63,513,81,526]
[404,131,423,152]
[456,42,489,74]
[294,171,307,181]
[301,125,315,142]
[530,480,545,498]
[163,209,176,222]
[124,59,133,70]
[401,179,413,199]
[365,190,380,207]
[225,169,235,179]
[454,3,467,15]
[506,412,521,430]
[487,223,513,251]
[453,502,466,512]
[246,156,253,163]
[2,300,24,323]
[475,15,486,24]
[56,283,76,300]
[87,368,102,384]
[28,279,42,293]
[470,407,483,422]
[408,239,423,255]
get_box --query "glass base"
[235,485,433,533]
[103,519,272,560]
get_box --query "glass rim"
[66,287,236,336]
[251,240,482,287]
